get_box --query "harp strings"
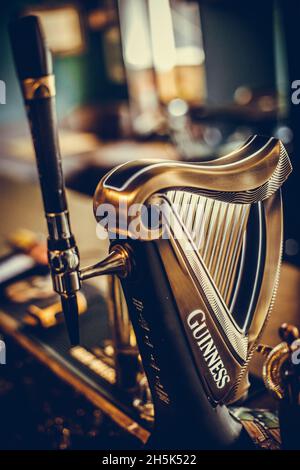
[166,190,250,306]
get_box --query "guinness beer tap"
[9,15,293,449]
[9,16,81,344]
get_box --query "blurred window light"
[119,0,153,70]
[170,0,205,67]
[148,0,205,72]
[119,0,206,104]
[148,0,176,72]
[148,0,206,103]
[118,0,160,132]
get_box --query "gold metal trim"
[22,74,56,100]
[80,245,131,280]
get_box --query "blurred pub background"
[0,0,299,450]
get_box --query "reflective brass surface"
[261,341,289,400]
[259,323,300,401]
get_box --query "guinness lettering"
[187,310,230,389]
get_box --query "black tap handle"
[9,15,80,345]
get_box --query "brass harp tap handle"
[91,134,292,448]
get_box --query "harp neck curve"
[94,135,291,240]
